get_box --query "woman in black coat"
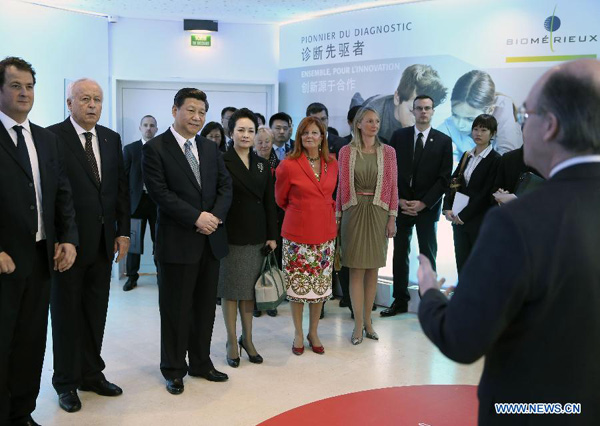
[443,114,500,273]
[217,109,278,367]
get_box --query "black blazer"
[327,133,347,155]
[443,149,500,230]
[47,118,129,264]
[389,126,453,222]
[142,129,232,263]
[223,149,277,245]
[492,146,541,194]
[419,162,600,425]
[0,120,78,279]
[123,140,144,213]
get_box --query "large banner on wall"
[279,0,599,159]
[278,0,599,285]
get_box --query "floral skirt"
[282,238,334,303]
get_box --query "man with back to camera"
[47,78,130,413]
[0,56,78,426]
[351,64,448,142]
[382,95,452,317]
[142,88,232,395]
[269,112,295,161]
[122,115,159,291]
[418,59,600,425]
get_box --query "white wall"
[0,0,110,127]
[0,2,279,128]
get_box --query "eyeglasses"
[517,105,544,125]
[414,106,433,112]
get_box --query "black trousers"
[158,239,220,380]
[452,222,481,274]
[51,234,112,394]
[392,215,438,305]
[126,193,157,280]
[0,242,49,424]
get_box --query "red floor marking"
[258,385,478,426]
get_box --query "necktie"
[184,140,202,188]
[411,132,424,188]
[277,146,285,161]
[13,125,33,180]
[84,132,101,185]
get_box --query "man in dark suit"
[382,95,452,316]
[418,59,600,425]
[48,78,130,413]
[122,115,158,291]
[269,112,295,160]
[142,88,232,395]
[0,56,78,426]
[306,102,346,155]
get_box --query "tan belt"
[356,192,375,196]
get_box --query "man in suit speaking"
[143,88,232,395]
[418,59,600,424]
[48,78,130,414]
[0,56,78,426]
[382,95,452,317]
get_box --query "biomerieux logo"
[505,4,597,62]
[544,5,561,52]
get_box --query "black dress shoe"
[12,415,41,426]
[253,309,262,317]
[191,368,229,382]
[58,390,81,413]
[266,309,277,317]
[238,336,263,364]
[79,379,123,396]
[166,378,184,395]
[123,278,137,291]
[372,303,377,311]
[380,301,408,317]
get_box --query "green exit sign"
[191,35,211,47]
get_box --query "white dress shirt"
[464,144,494,186]
[413,125,432,150]
[70,116,102,180]
[549,155,600,178]
[0,110,45,241]
[170,125,199,163]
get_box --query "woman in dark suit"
[217,108,278,367]
[443,114,500,273]
[275,116,338,355]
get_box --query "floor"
[32,274,483,426]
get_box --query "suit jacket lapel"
[224,149,262,199]
[61,118,100,189]
[0,120,32,180]
[164,129,202,194]
[30,124,47,186]
[298,155,325,196]
[97,126,110,190]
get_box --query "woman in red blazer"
[275,116,338,355]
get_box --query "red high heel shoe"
[307,334,325,354]
[292,344,304,356]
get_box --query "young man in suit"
[48,78,130,413]
[306,102,346,155]
[0,56,78,426]
[382,95,452,317]
[142,88,232,395]
[418,59,600,425]
[122,115,158,291]
[269,112,294,161]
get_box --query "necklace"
[307,155,321,181]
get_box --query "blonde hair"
[255,125,274,143]
[350,107,382,156]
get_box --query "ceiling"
[22,0,429,24]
